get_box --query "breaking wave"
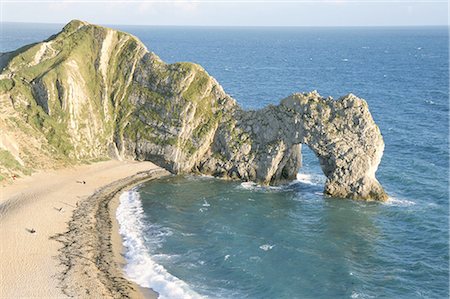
[116,191,203,299]
[295,173,326,186]
[384,196,416,207]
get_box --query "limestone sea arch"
[0,20,387,200]
[196,92,387,201]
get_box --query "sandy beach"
[0,160,169,298]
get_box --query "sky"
[0,0,448,27]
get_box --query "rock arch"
[198,91,388,201]
[0,21,387,201]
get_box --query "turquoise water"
[2,24,448,298]
[127,175,446,298]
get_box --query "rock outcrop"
[198,92,386,200]
[0,20,387,200]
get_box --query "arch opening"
[296,144,326,187]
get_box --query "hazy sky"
[1,0,448,27]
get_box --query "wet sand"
[0,160,169,298]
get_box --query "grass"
[0,149,31,175]
[182,67,209,102]
[1,21,241,177]
[0,79,14,92]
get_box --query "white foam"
[296,173,316,185]
[240,173,325,192]
[116,191,203,299]
[240,181,258,190]
[239,181,283,192]
[202,200,210,207]
[384,196,416,207]
[295,173,326,186]
[351,291,360,299]
[259,244,275,251]
[199,174,215,179]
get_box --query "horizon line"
[2,20,449,28]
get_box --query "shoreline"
[0,160,169,298]
[110,187,161,299]
[52,167,170,298]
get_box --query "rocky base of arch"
[197,91,388,201]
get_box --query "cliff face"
[0,20,387,201]
[0,20,148,173]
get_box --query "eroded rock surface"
[0,20,387,200]
[198,92,387,200]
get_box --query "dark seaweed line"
[51,168,170,298]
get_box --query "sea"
[2,23,448,299]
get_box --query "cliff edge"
[0,20,387,201]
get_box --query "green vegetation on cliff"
[0,20,387,200]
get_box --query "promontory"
[0,20,388,201]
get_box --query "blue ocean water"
[2,23,448,298]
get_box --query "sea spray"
[296,173,326,186]
[116,191,203,299]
